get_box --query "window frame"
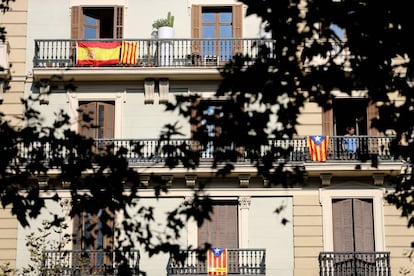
[68,91,125,138]
[320,187,385,251]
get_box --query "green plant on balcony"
[152,11,174,29]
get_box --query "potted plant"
[152,11,175,39]
[153,12,175,65]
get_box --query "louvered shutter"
[353,199,375,251]
[71,6,83,39]
[367,100,378,135]
[78,101,97,138]
[114,6,123,39]
[191,5,202,55]
[232,5,242,38]
[232,5,243,54]
[100,102,115,139]
[198,203,238,248]
[322,107,333,135]
[332,199,354,251]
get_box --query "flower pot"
[158,26,174,66]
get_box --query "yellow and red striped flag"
[307,135,329,162]
[207,248,228,275]
[120,41,138,65]
[77,41,121,66]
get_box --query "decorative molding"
[62,181,71,189]
[185,175,197,188]
[140,175,150,187]
[159,78,169,103]
[39,79,50,105]
[239,174,250,188]
[373,173,385,186]
[144,78,155,104]
[162,175,173,187]
[59,198,71,215]
[37,175,49,188]
[320,173,332,186]
[238,196,251,209]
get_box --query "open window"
[71,6,123,39]
[323,98,378,136]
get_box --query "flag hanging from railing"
[307,135,329,161]
[120,41,138,65]
[77,41,121,66]
[207,248,228,275]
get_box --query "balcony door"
[71,6,123,39]
[192,5,242,63]
[198,201,238,248]
[323,98,378,136]
[332,198,375,252]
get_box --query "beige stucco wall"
[0,0,27,127]
[296,101,323,136]
[293,193,323,276]
[384,202,414,275]
[0,208,18,270]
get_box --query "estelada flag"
[307,135,329,162]
[207,248,228,275]
[120,41,138,65]
[77,41,121,66]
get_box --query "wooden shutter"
[198,202,238,248]
[333,198,375,252]
[232,5,243,54]
[232,5,242,38]
[78,101,115,139]
[99,102,115,139]
[367,100,378,135]
[78,101,97,138]
[71,6,83,39]
[191,5,202,55]
[322,99,333,135]
[353,199,375,251]
[332,199,354,251]
[192,5,202,38]
[114,6,123,39]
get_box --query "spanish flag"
[207,248,228,275]
[307,135,329,162]
[77,41,121,66]
[120,41,138,65]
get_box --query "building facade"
[0,0,413,275]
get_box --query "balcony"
[42,249,140,275]
[15,136,398,166]
[319,252,391,276]
[166,249,266,275]
[32,38,275,81]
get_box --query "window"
[71,6,123,39]
[332,198,374,251]
[192,5,242,63]
[323,98,378,136]
[334,98,368,136]
[78,101,115,139]
[72,209,114,269]
[320,188,385,252]
[198,201,238,248]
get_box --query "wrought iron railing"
[14,136,397,165]
[42,249,140,276]
[33,38,276,68]
[319,252,391,276]
[166,248,266,275]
